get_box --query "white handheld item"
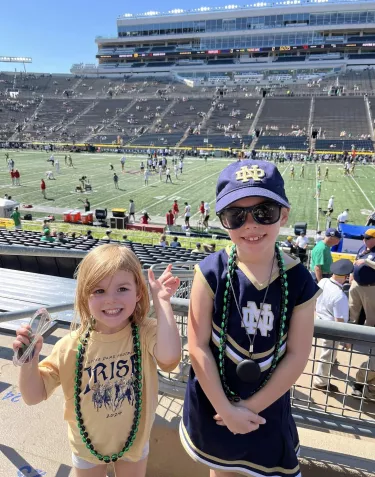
[13,308,53,366]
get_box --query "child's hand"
[13,324,43,362]
[213,403,266,435]
[148,264,180,301]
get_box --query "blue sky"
[0,0,222,74]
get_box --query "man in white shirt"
[295,232,309,249]
[327,195,334,213]
[313,259,353,393]
[184,202,191,227]
[337,209,349,229]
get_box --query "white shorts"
[72,442,149,469]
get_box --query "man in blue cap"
[310,228,342,283]
[313,259,353,393]
[349,228,375,400]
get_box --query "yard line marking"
[144,170,222,213]
[350,176,374,210]
[315,163,320,231]
[94,162,212,208]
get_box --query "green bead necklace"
[218,244,289,402]
[74,319,142,463]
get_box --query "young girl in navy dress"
[180,160,321,477]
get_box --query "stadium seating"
[275,56,306,62]
[315,139,374,152]
[313,97,370,139]
[257,98,310,136]
[129,133,183,146]
[205,98,259,136]
[181,134,252,148]
[256,135,309,151]
[0,229,209,277]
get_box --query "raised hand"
[148,264,180,301]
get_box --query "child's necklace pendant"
[236,359,261,383]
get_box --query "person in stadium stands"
[337,209,349,229]
[40,178,47,199]
[170,236,181,248]
[191,243,202,254]
[166,209,174,229]
[159,235,169,248]
[40,229,55,243]
[56,231,68,244]
[181,160,320,477]
[11,207,22,230]
[366,209,375,226]
[140,211,150,225]
[310,228,341,283]
[349,229,375,400]
[101,230,112,241]
[313,259,353,393]
[128,199,135,222]
[202,243,216,253]
[83,230,93,240]
[13,244,181,476]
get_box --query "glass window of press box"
[118,10,375,36]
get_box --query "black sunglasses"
[217,202,282,230]
[364,236,373,240]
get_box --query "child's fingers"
[148,268,155,283]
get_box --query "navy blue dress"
[180,247,320,476]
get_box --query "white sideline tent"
[0,197,19,218]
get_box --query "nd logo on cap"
[236,165,265,183]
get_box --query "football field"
[1,150,374,232]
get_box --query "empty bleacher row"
[257,98,310,136]
[315,139,374,152]
[257,136,309,151]
[0,229,208,278]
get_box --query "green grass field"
[1,150,374,233]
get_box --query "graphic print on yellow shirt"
[38,319,159,464]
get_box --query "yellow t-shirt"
[38,318,170,464]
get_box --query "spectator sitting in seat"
[170,236,181,248]
[42,219,51,232]
[159,234,169,248]
[101,229,112,241]
[40,229,55,243]
[56,231,68,244]
[191,242,202,254]
[203,243,216,253]
[83,230,93,240]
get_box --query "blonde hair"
[72,244,149,336]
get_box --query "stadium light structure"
[0,56,32,97]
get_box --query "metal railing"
[1,265,374,437]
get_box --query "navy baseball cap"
[330,259,353,276]
[215,160,290,213]
[325,228,341,239]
